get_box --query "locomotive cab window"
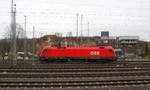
[42,49,48,53]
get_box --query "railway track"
[0,71,150,78]
[0,60,150,89]
[0,59,150,64]
[0,79,149,88]
[0,86,150,90]
[0,68,149,73]
[0,77,150,90]
[0,60,150,69]
[0,64,150,70]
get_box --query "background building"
[33,33,149,59]
[101,31,109,39]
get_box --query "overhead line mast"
[88,22,90,37]
[24,16,27,60]
[80,14,83,46]
[76,13,79,37]
[11,0,17,63]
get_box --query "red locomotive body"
[39,46,117,61]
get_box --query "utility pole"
[80,14,83,46]
[32,26,35,61]
[11,0,17,64]
[39,32,43,37]
[76,13,79,37]
[81,14,83,37]
[24,16,27,60]
[76,13,79,46]
[87,22,90,42]
[87,22,90,37]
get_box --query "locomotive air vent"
[57,47,66,49]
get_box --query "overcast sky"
[0,0,150,40]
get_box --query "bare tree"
[0,24,25,59]
[3,24,24,39]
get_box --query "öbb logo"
[90,51,100,55]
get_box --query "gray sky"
[0,0,150,40]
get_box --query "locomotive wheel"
[67,58,72,62]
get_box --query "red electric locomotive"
[39,46,117,62]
